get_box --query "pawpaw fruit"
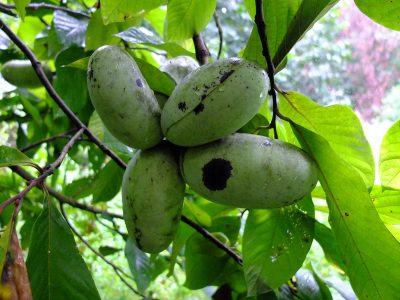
[1,60,52,88]
[122,143,185,253]
[181,133,318,208]
[87,45,163,149]
[160,55,199,83]
[161,58,269,147]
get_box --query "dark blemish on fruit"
[194,103,204,114]
[262,139,272,147]
[136,79,143,87]
[220,70,235,83]
[302,237,310,243]
[119,113,124,119]
[202,158,233,191]
[97,84,100,88]
[88,68,94,80]
[178,102,187,112]
[201,94,207,101]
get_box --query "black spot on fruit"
[88,68,94,80]
[178,102,187,112]
[220,70,235,83]
[136,78,143,87]
[194,103,204,114]
[202,159,233,191]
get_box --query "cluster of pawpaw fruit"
[85,45,318,254]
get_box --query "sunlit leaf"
[26,199,100,300]
[184,200,212,227]
[293,125,400,299]
[280,91,375,189]
[166,0,217,41]
[13,0,30,20]
[379,120,400,189]
[0,145,39,169]
[355,0,400,31]
[53,11,88,48]
[243,197,314,294]
[85,10,120,51]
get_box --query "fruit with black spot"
[122,143,185,253]
[160,55,199,83]
[1,60,52,88]
[87,45,162,149]
[161,58,269,147]
[181,133,318,208]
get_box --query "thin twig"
[193,34,210,65]
[10,165,123,220]
[0,4,16,17]
[0,3,90,18]
[94,214,127,237]
[254,0,278,139]
[0,19,127,170]
[0,129,84,211]
[20,128,78,152]
[214,13,223,59]
[59,204,143,296]
[181,215,243,266]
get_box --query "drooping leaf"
[355,0,400,31]
[85,10,120,51]
[379,120,400,189]
[243,0,338,68]
[166,0,217,41]
[243,197,314,294]
[125,238,152,293]
[13,0,31,20]
[92,160,124,203]
[184,232,229,289]
[26,199,100,300]
[293,125,400,299]
[0,145,39,169]
[53,11,88,48]
[280,91,375,189]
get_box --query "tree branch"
[0,3,90,18]
[214,13,223,59]
[254,0,278,139]
[20,128,78,152]
[0,19,126,170]
[1,18,243,266]
[0,128,84,212]
[59,204,143,297]
[193,34,211,65]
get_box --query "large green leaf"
[92,160,124,203]
[0,145,38,169]
[26,199,100,300]
[125,238,152,293]
[243,198,314,294]
[53,11,88,48]
[280,92,375,189]
[85,10,120,51]
[293,125,400,299]
[243,0,338,68]
[355,0,400,31]
[166,0,217,41]
[379,120,400,189]
[184,233,229,289]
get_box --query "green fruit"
[181,133,318,209]
[122,143,185,253]
[161,58,269,147]
[1,60,52,88]
[87,45,162,149]
[160,55,199,83]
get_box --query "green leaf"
[13,0,30,20]
[0,220,13,274]
[133,56,176,96]
[184,233,229,289]
[293,125,400,299]
[379,120,400,189]
[184,200,212,227]
[295,267,333,300]
[98,246,121,256]
[243,0,338,68]
[85,10,120,51]
[243,198,314,293]
[280,91,375,189]
[355,0,400,31]
[168,222,195,275]
[65,57,89,71]
[125,238,152,293]
[145,7,167,37]
[0,145,38,169]
[101,0,164,24]
[26,199,100,300]
[209,216,241,246]
[314,222,345,271]
[53,11,88,48]
[92,161,124,203]
[166,0,217,41]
